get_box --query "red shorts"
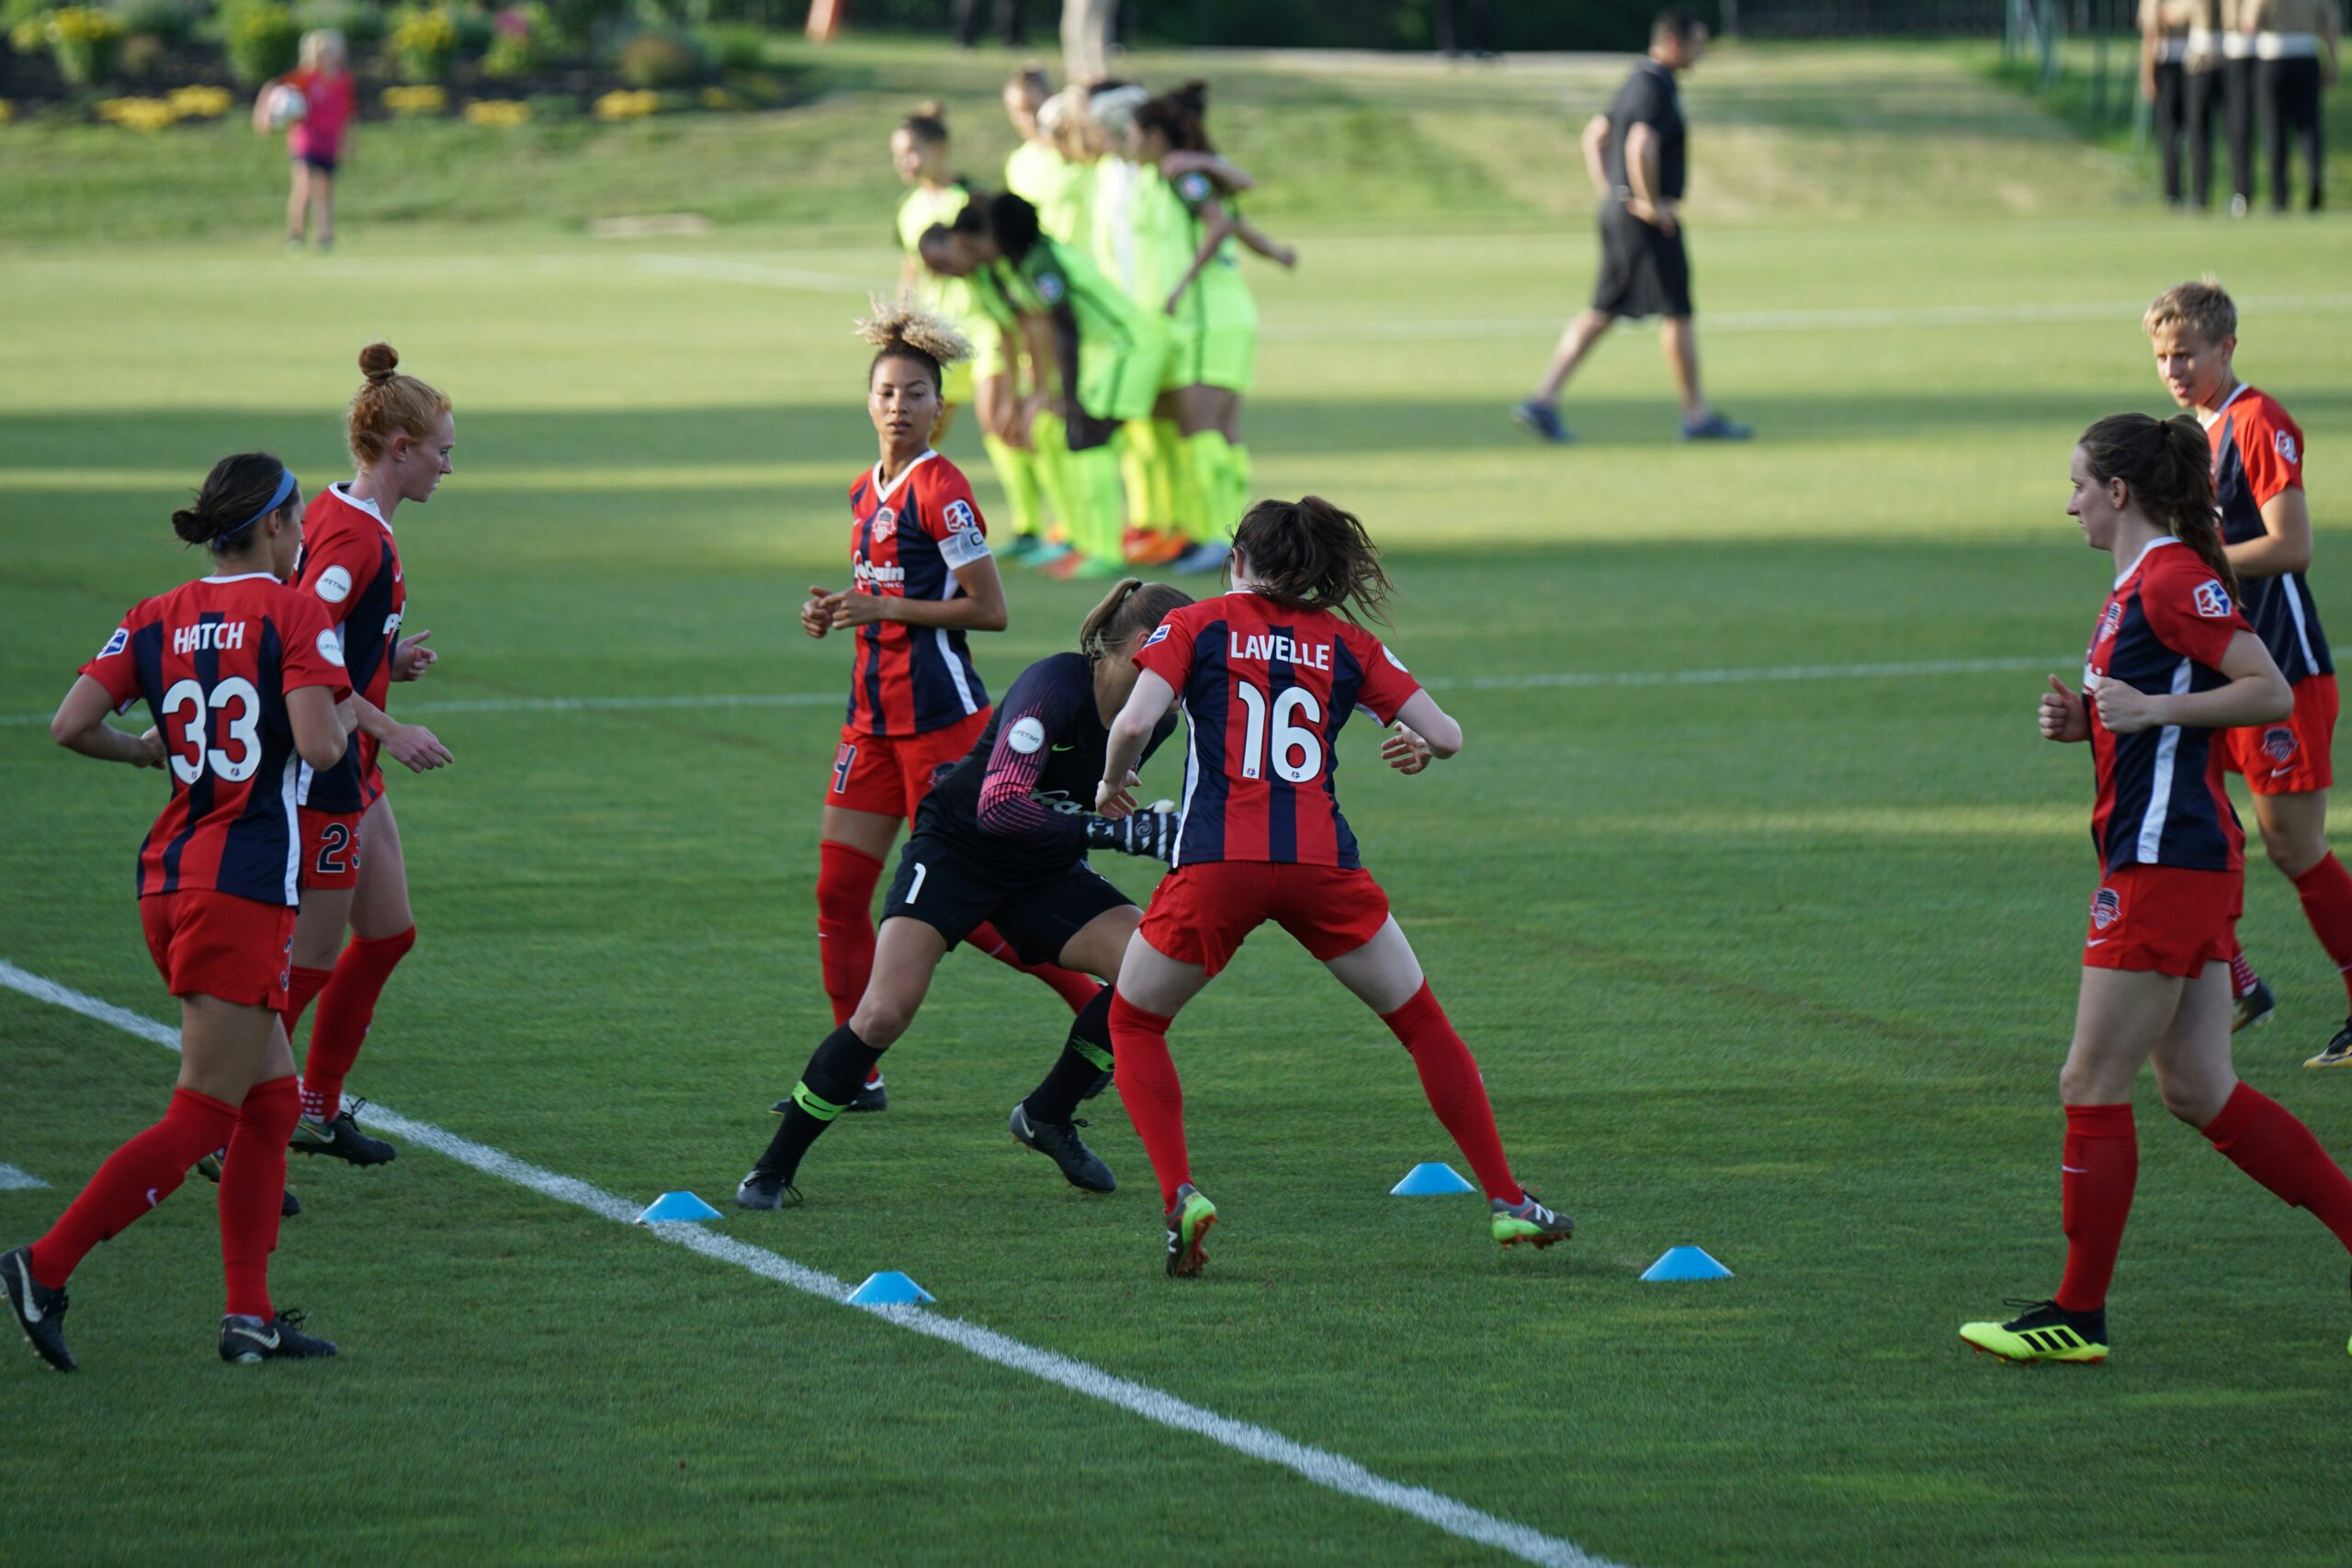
[824,708,992,826]
[1138,861,1392,978]
[2219,671,2335,795]
[140,890,296,1010]
[298,807,365,891]
[2083,863,2243,979]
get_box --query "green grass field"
[4,39,2352,1568]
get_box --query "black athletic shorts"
[1590,197,1691,321]
[880,832,1133,968]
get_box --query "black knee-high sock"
[1022,986,1114,1124]
[756,1025,887,1184]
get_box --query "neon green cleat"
[1164,1182,1216,1277]
[1960,1299,2109,1364]
[1489,1193,1575,1249]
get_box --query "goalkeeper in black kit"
[740,580,1193,1209]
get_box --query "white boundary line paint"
[0,655,2068,728]
[0,1164,47,1190]
[0,959,1618,1568]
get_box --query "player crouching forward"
[1960,415,2352,1365]
[1095,496,1575,1276]
[738,580,1193,1209]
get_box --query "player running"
[2143,282,2351,1066]
[273,344,455,1172]
[1959,413,2352,1365]
[808,302,1102,1113]
[739,579,1192,1209]
[1092,496,1576,1276]
[6,454,354,1371]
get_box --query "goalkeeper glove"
[1085,806,1179,863]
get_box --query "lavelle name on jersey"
[172,620,249,654]
[1230,632,1332,671]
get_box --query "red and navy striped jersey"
[2206,384,2327,683]
[1135,592,1422,868]
[292,484,404,812]
[80,572,351,906]
[2085,537,2253,874]
[843,451,993,737]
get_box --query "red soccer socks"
[28,1087,240,1288]
[2290,854,2352,1010]
[2053,1103,2137,1313]
[2203,1081,2352,1253]
[1381,982,1524,1205]
[1109,992,1189,1209]
[300,926,415,1120]
[220,1076,299,1319]
[815,840,884,1030]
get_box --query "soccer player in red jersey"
[804,304,1104,1113]
[1960,415,2352,1364]
[1094,496,1576,1275]
[5,454,355,1371]
[2143,282,2352,1066]
[738,580,1191,1209]
[277,343,456,1170]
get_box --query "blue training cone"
[1390,1161,1477,1196]
[847,1270,935,1306]
[636,1190,722,1224]
[1640,1246,1734,1281]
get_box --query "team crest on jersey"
[2095,603,2122,646]
[870,506,898,542]
[2192,580,2233,619]
[98,626,128,659]
[1178,172,1213,203]
[2091,887,2121,931]
[944,498,977,533]
[2276,430,2299,466]
[2263,727,2299,763]
[1143,625,1170,648]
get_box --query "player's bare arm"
[1161,150,1253,193]
[2040,674,2091,743]
[1098,667,1178,816]
[1230,214,1298,269]
[2093,628,2291,734]
[2222,487,2312,580]
[391,628,435,681]
[1624,123,1672,232]
[1164,208,1235,314]
[350,691,453,771]
[1580,112,1612,197]
[830,555,1009,633]
[50,675,166,768]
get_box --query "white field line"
[0,1163,48,1190]
[0,655,2070,728]
[0,959,1618,1568]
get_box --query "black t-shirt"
[1604,61,1686,201]
[915,651,1175,882]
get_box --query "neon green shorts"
[1183,324,1256,396]
[1079,321,1168,423]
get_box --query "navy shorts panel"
[881,834,1133,969]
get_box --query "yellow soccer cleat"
[1960,1299,2109,1364]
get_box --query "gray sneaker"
[1679,412,1752,442]
[1489,1193,1575,1249]
[1009,1102,1114,1192]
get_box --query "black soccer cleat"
[2307,1018,2352,1069]
[1009,1102,1115,1192]
[3,1246,74,1372]
[735,1168,803,1211]
[846,1075,888,1113]
[220,1310,338,1363]
[2232,976,2277,1034]
[289,1103,397,1167]
[1959,1298,2109,1364]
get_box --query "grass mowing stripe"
[635,254,877,294]
[0,957,1622,1568]
[0,655,2075,728]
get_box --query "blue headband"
[214,467,299,547]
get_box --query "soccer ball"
[265,84,309,130]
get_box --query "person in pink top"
[252,30,355,251]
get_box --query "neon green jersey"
[896,182,978,321]
[1008,235,1149,355]
[1005,141,1090,246]
[1163,166,1256,332]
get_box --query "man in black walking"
[1516,9,1747,443]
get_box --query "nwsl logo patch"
[2091,887,2122,931]
[1143,625,1170,648]
[2276,430,2300,466]
[98,626,128,659]
[944,498,977,532]
[2263,727,2299,763]
[2192,581,2233,619]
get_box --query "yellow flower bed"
[49,6,125,42]
[96,96,179,131]
[464,98,531,128]
[390,7,457,53]
[593,88,660,121]
[382,85,447,115]
[166,85,234,118]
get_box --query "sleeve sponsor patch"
[1007,715,1047,754]
[2276,429,2300,466]
[317,627,346,666]
[314,564,353,604]
[2193,580,2233,619]
[1383,646,1409,673]
[98,627,128,658]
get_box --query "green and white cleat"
[1164,1182,1216,1277]
[1489,1193,1575,1249]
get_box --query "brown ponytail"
[348,342,450,467]
[172,452,299,553]
[902,99,949,146]
[1229,495,1396,625]
[1135,79,1212,152]
[2079,412,2235,599]
[1080,578,1193,660]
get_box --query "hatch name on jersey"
[1231,633,1331,671]
[854,558,906,591]
[174,620,247,655]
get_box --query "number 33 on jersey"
[1135,595,1423,868]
